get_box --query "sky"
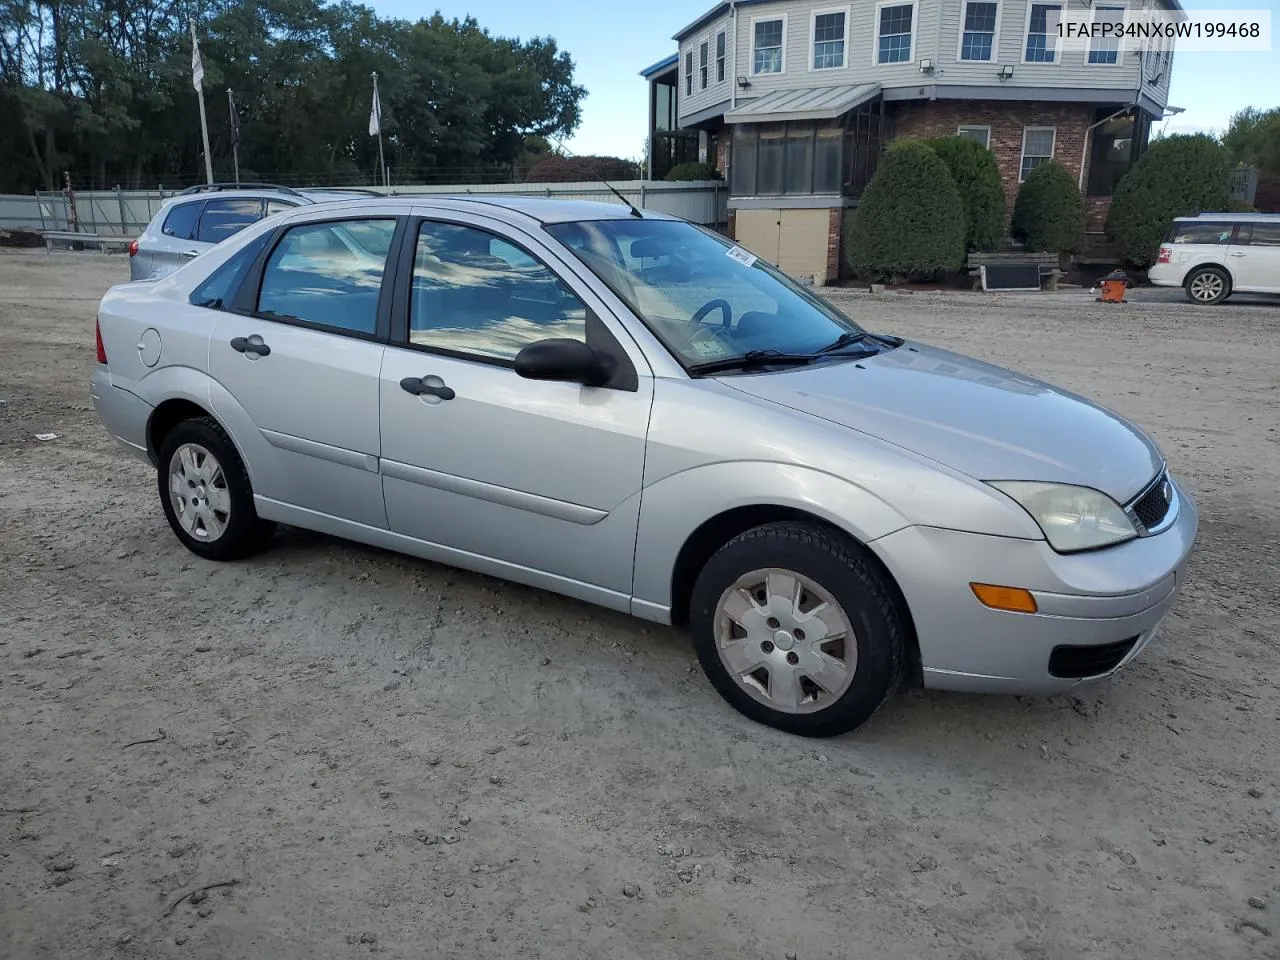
[372,0,1280,157]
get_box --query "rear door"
[142,199,206,279]
[209,211,405,528]
[1228,222,1280,293]
[194,198,267,250]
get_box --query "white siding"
[678,13,735,117]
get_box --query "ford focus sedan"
[90,196,1197,737]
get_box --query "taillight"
[95,318,107,364]
[1157,245,1172,264]
[128,239,138,257]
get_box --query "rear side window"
[189,232,273,310]
[265,199,297,216]
[1168,221,1235,245]
[196,198,264,244]
[256,218,397,336]
[161,202,203,239]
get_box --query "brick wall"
[726,208,736,241]
[1084,196,1112,232]
[716,135,730,178]
[826,208,842,283]
[892,101,1095,222]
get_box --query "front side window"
[700,40,709,89]
[189,231,273,309]
[1242,223,1280,246]
[753,19,784,74]
[196,198,263,244]
[716,31,727,81]
[256,218,397,335]
[1020,127,1056,180]
[545,219,873,372]
[960,1,999,61]
[409,222,587,363]
[877,3,914,63]
[1025,3,1062,62]
[1088,5,1125,64]
[162,201,203,240]
[957,125,991,149]
[813,11,847,69]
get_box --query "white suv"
[1148,212,1280,304]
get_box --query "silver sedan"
[90,196,1197,737]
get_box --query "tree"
[524,154,639,182]
[1010,161,1086,254]
[1222,106,1280,176]
[843,139,965,281]
[925,135,1005,251]
[663,161,720,181]
[1105,134,1232,267]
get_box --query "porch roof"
[723,83,881,125]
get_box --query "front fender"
[630,460,910,616]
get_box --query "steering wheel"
[690,298,732,330]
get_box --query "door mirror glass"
[514,338,612,386]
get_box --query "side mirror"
[514,338,613,387]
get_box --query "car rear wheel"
[156,417,275,561]
[1184,266,1231,305]
[688,521,906,738]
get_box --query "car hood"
[720,341,1163,503]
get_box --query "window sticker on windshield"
[725,245,758,268]
[691,338,730,357]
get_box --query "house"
[641,0,1182,282]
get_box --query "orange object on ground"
[1097,269,1130,303]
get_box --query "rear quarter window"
[161,202,204,240]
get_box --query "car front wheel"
[1184,266,1231,305]
[688,521,906,738]
[156,417,275,561]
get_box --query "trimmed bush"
[926,135,1005,251]
[664,161,721,181]
[525,154,639,183]
[1010,161,1086,254]
[843,139,966,282]
[1105,134,1232,267]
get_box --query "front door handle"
[399,376,455,401]
[1228,251,1246,257]
[230,335,271,357]
[181,250,200,259]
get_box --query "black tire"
[1184,265,1231,305]
[688,521,906,738]
[156,416,275,561]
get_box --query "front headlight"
[988,481,1137,553]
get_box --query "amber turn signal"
[970,583,1038,614]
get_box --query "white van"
[1148,212,1280,304]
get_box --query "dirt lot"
[2,249,1278,960]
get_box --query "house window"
[699,40,709,89]
[960,1,999,61]
[1020,126,1056,180]
[877,3,915,64]
[813,10,848,70]
[753,18,785,74]
[1088,5,1125,64]
[729,110,883,197]
[1024,3,1061,62]
[716,31,727,82]
[685,51,693,95]
[957,125,991,149]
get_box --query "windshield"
[544,219,869,370]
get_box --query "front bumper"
[90,366,153,464]
[870,476,1199,694]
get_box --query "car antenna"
[549,137,644,219]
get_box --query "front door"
[378,216,653,603]
[209,214,402,528]
[1229,221,1280,293]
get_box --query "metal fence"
[0,180,729,236]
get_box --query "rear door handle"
[230,336,271,357]
[1228,251,1246,257]
[399,376,455,401]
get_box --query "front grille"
[1130,471,1172,532]
[1048,636,1140,679]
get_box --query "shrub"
[1010,161,1086,254]
[525,154,639,183]
[926,135,1005,251]
[843,139,966,281]
[664,161,721,181]
[1105,134,1232,267]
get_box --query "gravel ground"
[2,249,1278,960]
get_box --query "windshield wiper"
[814,331,885,355]
[687,349,818,375]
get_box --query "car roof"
[1176,212,1280,221]
[273,194,679,227]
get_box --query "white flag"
[191,25,204,92]
[368,84,381,137]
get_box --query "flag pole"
[372,71,386,189]
[227,88,240,187]
[191,20,213,185]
